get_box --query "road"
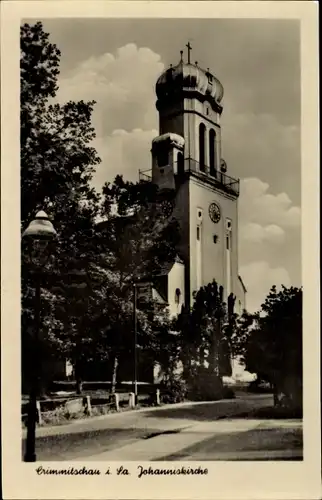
[22,392,302,461]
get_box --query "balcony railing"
[138,169,152,182]
[184,158,240,196]
[139,158,240,196]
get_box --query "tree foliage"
[235,285,302,405]
[20,21,103,391]
[20,22,181,392]
[79,177,181,387]
[21,22,101,227]
[174,280,236,380]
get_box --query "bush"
[221,386,235,399]
[187,368,234,401]
[160,377,187,404]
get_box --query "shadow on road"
[245,406,303,419]
[157,427,303,461]
[142,397,274,422]
[22,427,159,461]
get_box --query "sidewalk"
[80,418,302,461]
[24,396,268,439]
[23,400,229,439]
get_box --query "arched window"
[199,123,206,172]
[177,152,184,176]
[209,129,216,176]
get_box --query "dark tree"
[21,22,101,393]
[174,280,235,399]
[87,176,180,390]
[237,285,302,408]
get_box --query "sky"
[36,18,301,312]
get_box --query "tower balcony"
[139,158,240,197]
[184,158,240,197]
[139,169,152,182]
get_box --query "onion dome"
[156,51,224,114]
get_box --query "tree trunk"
[273,383,280,406]
[76,379,83,395]
[38,376,48,399]
[111,355,118,394]
[75,360,83,395]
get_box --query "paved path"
[22,393,302,461]
[84,418,302,461]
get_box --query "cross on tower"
[186,41,192,64]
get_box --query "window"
[199,123,206,172]
[204,103,211,116]
[197,209,203,222]
[157,151,168,167]
[209,129,216,176]
[226,235,229,250]
[175,288,181,304]
[177,153,184,175]
[197,226,200,241]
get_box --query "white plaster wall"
[167,261,185,318]
[189,178,239,302]
[236,278,247,314]
[223,356,256,385]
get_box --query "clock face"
[160,199,174,218]
[209,202,221,223]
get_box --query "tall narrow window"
[199,123,206,172]
[196,224,202,290]
[157,150,168,167]
[209,129,216,176]
[177,153,184,176]
[226,219,232,298]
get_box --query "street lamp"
[133,281,153,406]
[133,284,138,405]
[22,211,57,462]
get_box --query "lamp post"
[133,284,138,405]
[133,281,153,406]
[22,211,57,462]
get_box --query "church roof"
[152,287,168,304]
[153,255,184,277]
[156,55,224,112]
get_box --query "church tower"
[148,45,242,308]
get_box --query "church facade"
[141,46,246,315]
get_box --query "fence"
[22,389,161,426]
